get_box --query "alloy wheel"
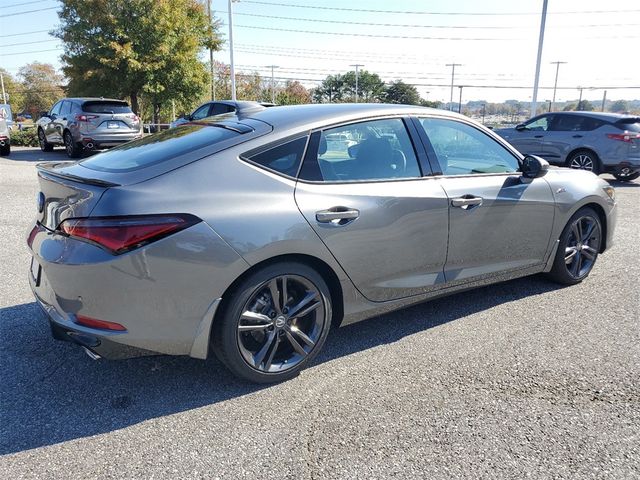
[38,130,46,149]
[564,215,601,279]
[64,133,74,156]
[237,274,326,373]
[569,154,594,171]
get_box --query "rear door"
[294,117,449,302]
[542,114,590,164]
[415,116,555,284]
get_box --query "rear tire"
[38,128,53,152]
[566,150,601,175]
[547,207,602,285]
[613,171,640,182]
[64,131,82,158]
[0,143,9,156]
[212,262,332,383]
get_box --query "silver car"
[495,112,640,181]
[36,98,143,158]
[0,117,9,156]
[28,104,617,383]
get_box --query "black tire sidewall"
[614,171,640,182]
[64,131,81,158]
[38,129,52,152]
[213,262,333,383]
[549,207,601,284]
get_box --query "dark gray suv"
[36,98,143,158]
[495,112,640,181]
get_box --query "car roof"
[238,103,460,131]
[549,111,637,121]
[62,98,129,103]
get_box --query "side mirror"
[521,155,549,179]
[39,111,49,118]
[185,114,193,121]
[515,124,526,131]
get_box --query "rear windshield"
[83,101,132,114]
[79,125,240,172]
[616,118,640,132]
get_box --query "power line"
[0,29,51,38]
[3,6,57,17]
[240,1,640,16]
[0,47,61,56]
[0,39,57,48]
[4,0,50,8]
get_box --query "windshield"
[79,125,241,172]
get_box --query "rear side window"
[60,101,72,116]
[243,137,308,178]
[80,125,241,172]
[551,115,605,132]
[211,104,235,115]
[83,101,132,114]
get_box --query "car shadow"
[0,274,560,455]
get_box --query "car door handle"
[316,207,360,223]
[451,196,483,208]
[572,134,583,138]
[534,135,544,138]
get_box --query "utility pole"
[267,65,278,104]
[601,90,607,112]
[457,86,463,114]
[577,87,584,110]
[206,0,215,100]
[0,73,6,104]
[550,61,567,112]
[228,0,237,101]
[350,64,364,102]
[426,91,430,101]
[446,63,462,111]
[481,103,486,124]
[530,0,548,118]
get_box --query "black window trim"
[296,115,430,185]
[239,132,312,181]
[413,114,524,179]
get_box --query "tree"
[384,80,420,105]
[610,100,629,113]
[276,81,311,105]
[341,70,385,102]
[312,75,345,103]
[0,68,25,114]
[576,100,594,111]
[18,63,64,117]
[55,0,222,122]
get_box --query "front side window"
[418,118,519,176]
[244,137,308,178]
[191,105,210,120]
[50,102,62,116]
[299,118,421,182]
[523,115,552,131]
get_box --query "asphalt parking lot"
[1,146,638,479]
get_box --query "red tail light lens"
[606,132,640,143]
[58,214,200,254]
[75,314,127,331]
[75,114,100,122]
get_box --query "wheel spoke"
[564,247,578,264]
[582,245,597,261]
[582,221,596,243]
[268,278,281,314]
[571,251,582,276]
[281,275,288,310]
[263,335,280,371]
[284,329,307,356]
[571,222,580,242]
[287,291,319,319]
[239,311,273,331]
[253,330,278,369]
[287,324,316,348]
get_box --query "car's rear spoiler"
[37,162,121,187]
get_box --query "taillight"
[128,114,140,122]
[75,314,126,331]
[27,223,44,249]
[75,114,99,122]
[58,214,200,254]
[606,132,640,143]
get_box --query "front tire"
[566,150,601,175]
[38,128,53,152]
[547,207,602,285]
[0,143,9,156]
[64,131,82,158]
[212,262,332,383]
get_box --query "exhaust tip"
[82,346,102,360]
[85,142,94,149]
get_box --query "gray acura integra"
[28,104,617,383]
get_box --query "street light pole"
[228,0,237,101]
[446,63,462,111]
[458,86,463,114]
[206,0,215,100]
[577,86,583,110]
[267,65,278,104]
[550,61,567,112]
[350,64,364,102]
[530,0,548,118]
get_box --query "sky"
[1,0,639,105]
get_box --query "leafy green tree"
[577,100,594,111]
[0,68,25,114]
[610,100,629,113]
[276,81,311,105]
[312,74,345,103]
[342,70,385,102]
[17,63,64,117]
[384,80,421,105]
[420,99,443,109]
[54,0,222,122]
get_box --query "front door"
[416,116,555,283]
[295,117,449,302]
[505,114,554,157]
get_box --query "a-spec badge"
[37,192,45,213]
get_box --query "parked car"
[494,111,640,181]
[28,104,617,383]
[0,103,13,131]
[0,118,10,156]
[170,100,275,128]
[35,98,142,158]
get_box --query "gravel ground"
[1,147,639,479]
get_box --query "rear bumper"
[80,134,142,149]
[602,159,640,175]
